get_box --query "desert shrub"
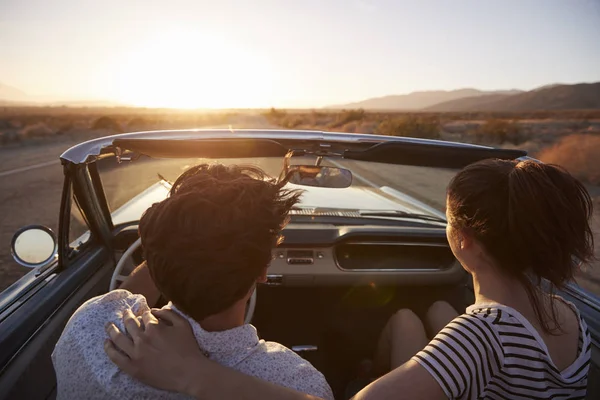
[537,133,600,185]
[375,115,440,139]
[0,130,19,144]
[54,121,74,135]
[309,109,325,125]
[92,116,122,132]
[474,119,526,145]
[281,115,303,129]
[328,109,365,128]
[341,121,359,133]
[265,107,287,123]
[127,117,154,131]
[356,121,378,133]
[0,119,11,129]
[18,122,55,139]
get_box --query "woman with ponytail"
[104,159,594,400]
[368,159,594,399]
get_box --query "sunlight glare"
[116,28,274,108]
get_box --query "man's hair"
[139,164,301,321]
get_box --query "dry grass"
[3,106,600,187]
[0,107,237,145]
[537,134,600,185]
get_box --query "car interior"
[4,216,598,400]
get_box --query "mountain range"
[2,81,599,111]
[329,82,600,111]
[0,83,120,107]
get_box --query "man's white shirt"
[52,290,334,400]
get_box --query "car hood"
[112,181,445,226]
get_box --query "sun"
[115,28,274,109]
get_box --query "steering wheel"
[110,238,257,324]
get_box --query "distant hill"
[425,94,512,112]
[328,89,523,110]
[426,82,600,112]
[0,82,122,107]
[0,83,28,101]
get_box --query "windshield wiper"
[358,211,446,224]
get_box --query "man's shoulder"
[55,290,149,357]
[242,341,334,400]
[52,290,157,398]
[66,290,148,331]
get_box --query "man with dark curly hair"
[52,164,334,400]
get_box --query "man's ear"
[256,268,267,284]
[460,231,475,250]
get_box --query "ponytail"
[447,159,594,333]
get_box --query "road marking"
[0,160,58,178]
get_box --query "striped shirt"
[412,301,591,399]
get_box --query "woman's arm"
[104,309,321,400]
[352,361,446,400]
[104,309,447,400]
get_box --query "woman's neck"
[472,269,533,311]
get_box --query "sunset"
[114,27,275,108]
[1,1,600,399]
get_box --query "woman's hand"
[104,308,205,395]
[105,308,325,400]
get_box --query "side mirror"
[11,225,58,268]
[287,165,353,188]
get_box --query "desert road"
[0,117,598,296]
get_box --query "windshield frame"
[62,131,530,259]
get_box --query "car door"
[0,163,116,400]
[560,284,600,398]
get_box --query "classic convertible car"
[0,129,598,399]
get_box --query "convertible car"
[0,129,598,399]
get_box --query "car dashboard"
[266,223,463,286]
[113,222,465,287]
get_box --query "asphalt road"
[1,117,598,297]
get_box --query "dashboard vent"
[291,208,361,217]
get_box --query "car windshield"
[97,155,457,226]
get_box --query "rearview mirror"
[287,165,352,188]
[11,225,58,268]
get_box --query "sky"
[1,0,599,108]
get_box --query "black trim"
[112,138,289,159]
[57,164,72,271]
[88,162,113,231]
[71,166,113,256]
[343,141,527,168]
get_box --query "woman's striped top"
[412,301,591,399]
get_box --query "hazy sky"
[1,0,599,108]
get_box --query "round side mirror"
[11,225,58,268]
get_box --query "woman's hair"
[447,159,594,333]
[139,163,301,321]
